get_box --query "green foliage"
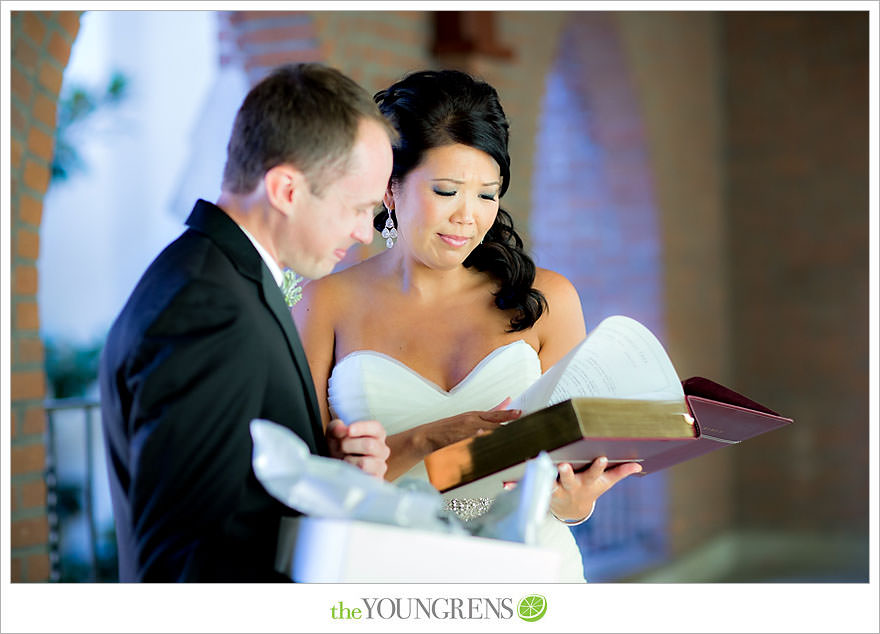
[44,337,104,398]
[52,71,129,182]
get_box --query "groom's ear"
[264,164,304,217]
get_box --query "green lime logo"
[517,594,547,622]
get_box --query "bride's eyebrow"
[431,178,501,187]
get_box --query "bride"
[293,70,641,582]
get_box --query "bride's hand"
[549,457,642,524]
[383,398,520,481]
[421,397,521,453]
[326,418,391,479]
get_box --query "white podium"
[275,517,563,583]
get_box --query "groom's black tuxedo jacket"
[100,199,327,582]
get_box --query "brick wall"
[531,12,665,335]
[723,12,869,533]
[528,13,677,568]
[616,11,734,556]
[9,10,81,583]
[313,11,433,99]
[221,11,322,84]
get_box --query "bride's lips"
[437,233,471,248]
[333,248,348,260]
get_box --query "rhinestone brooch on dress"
[445,497,494,522]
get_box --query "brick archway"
[10,10,82,583]
[530,12,667,579]
[531,12,663,335]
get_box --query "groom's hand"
[326,418,391,479]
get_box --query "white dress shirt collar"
[237,224,284,287]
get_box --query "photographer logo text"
[330,595,548,622]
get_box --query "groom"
[99,64,394,581]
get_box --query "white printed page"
[510,315,684,415]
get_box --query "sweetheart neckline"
[330,339,540,395]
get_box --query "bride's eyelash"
[432,188,497,201]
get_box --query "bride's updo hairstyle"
[373,70,546,332]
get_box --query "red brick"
[15,337,44,364]
[11,516,49,548]
[11,66,33,103]
[22,407,46,436]
[11,137,24,171]
[11,556,23,583]
[13,264,38,295]
[21,12,47,45]
[20,480,48,509]
[11,101,27,135]
[11,443,46,476]
[231,10,307,23]
[10,371,46,401]
[55,11,81,39]
[26,553,50,582]
[15,227,40,260]
[15,302,41,331]
[18,194,43,226]
[26,126,54,162]
[244,48,323,70]
[37,61,63,95]
[238,23,315,45]
[33,93,57,128]
[47,30,72,65]
[23,159,50,193]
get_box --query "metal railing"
[44,397,115,582]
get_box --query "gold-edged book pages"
[425,315,692,496]
[425,397,695,494]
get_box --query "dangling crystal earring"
[381,206,398,249]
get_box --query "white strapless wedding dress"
[328,340,586,582]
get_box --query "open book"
[510,315,687,414]
[424,316,793,498]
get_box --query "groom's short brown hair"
[222,63,396,196]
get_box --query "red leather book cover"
[428,377,793,496]
[634,378,793,474]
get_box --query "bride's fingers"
[557,463,578,491]
[490,397,512,411]
[479,408,521,423]
[588,456,609,476]
[603,461,643,485]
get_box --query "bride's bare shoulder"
[533,267,581,308]
[298,255,381,314]
[531,267,587,360]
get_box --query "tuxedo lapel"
[257,265,324,437]
[185,200,325,445]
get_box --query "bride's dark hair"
[373,70,546,332]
